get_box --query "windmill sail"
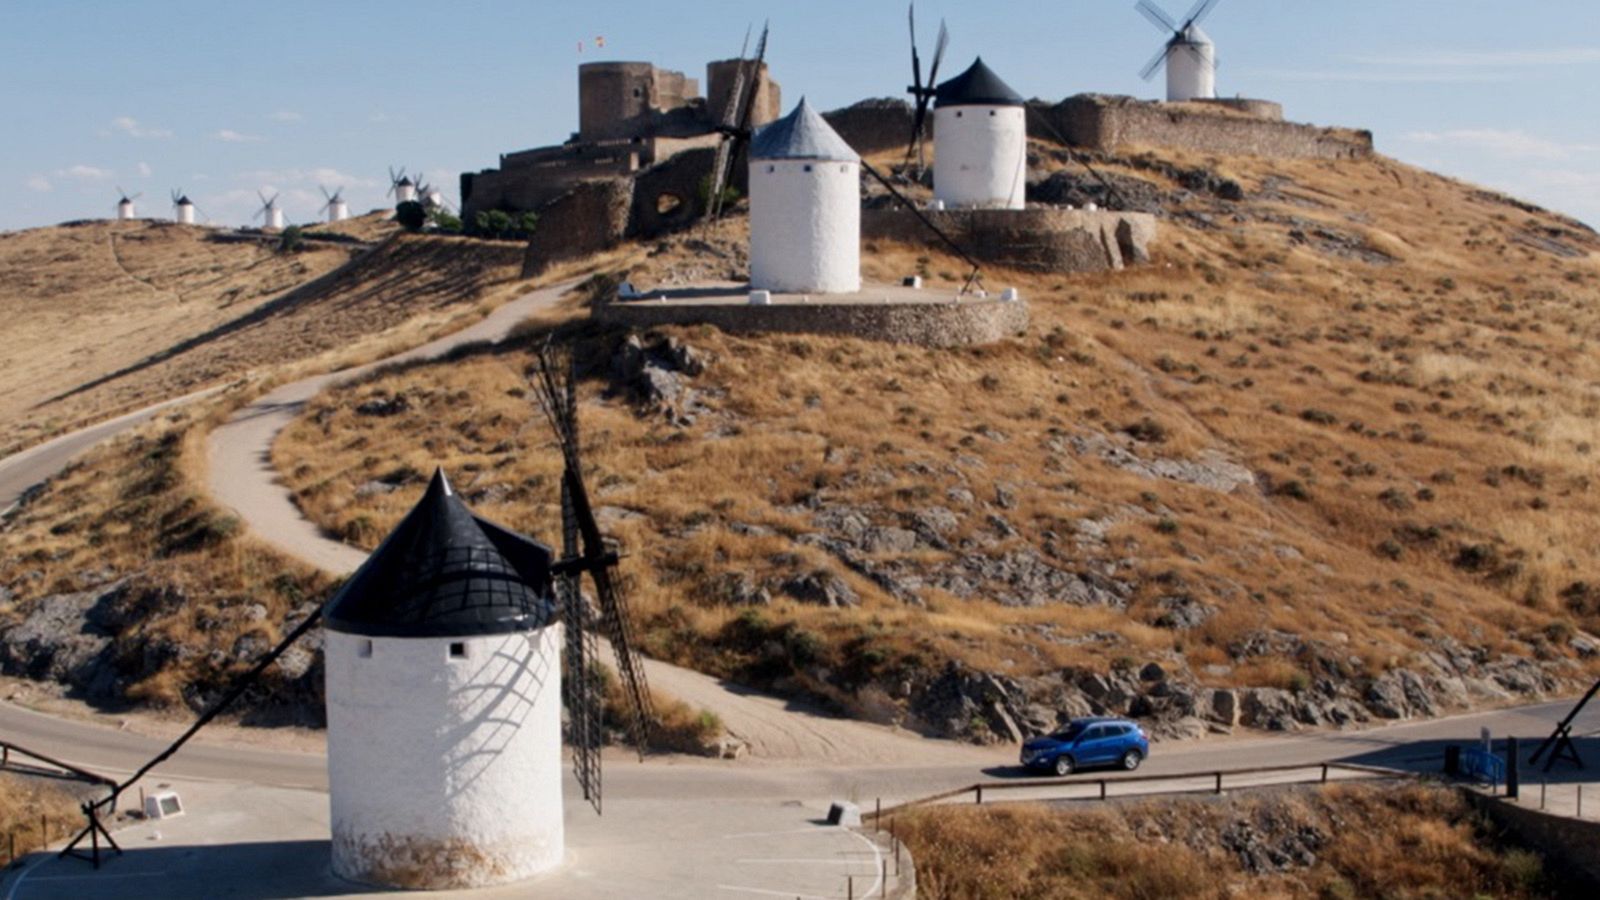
[903,3,949,172]
[533,346,655,811]
[706,22,770,222]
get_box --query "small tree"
[276,224,304,254]
[517,211,539,236]
[427,206,463,234]
[395,200,426,232]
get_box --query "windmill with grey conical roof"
[748,97,861,294]
[932,57,1027,210]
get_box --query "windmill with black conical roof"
[931,57,1027,210]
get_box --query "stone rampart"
[1466,789,1600,891]
[595,296,1028,348]
[1032,94,1371,160]
[521,178,632,277]
[862,207,1156,273]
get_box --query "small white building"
[393,176,417,205]
[420,187,445,210]
[327,197,349,223]
[1165,24,1216,101]
[116,197,136,220]
[748,97,861,294]
[173,194,195,225]
[323,470,565,890]
[933,58,1027,211]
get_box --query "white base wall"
[749,160,860,294]
[1166,44,1216,101]
[325,627,564,890]
[932,105,1027,210]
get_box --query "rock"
[779,571,859,608]
[354,393,409,417]
[1365,673,1410,719]
[863,526,918,555]
[231,632,270,664]
[1139,662,1167,683]
[910,506,960,546]
[707,572,771,606]
[716,736,749,760]
[911,662,1031,744]
[1154,594,1216,629]
[1206,689,1241,727]
[1240,688,1299,731]
[946,487,976,506]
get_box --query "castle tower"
[323,469,564,890]
[1165,24,1216,102]
[932,57,1027,210]
[748,98,860,294]
[707,58,782,129]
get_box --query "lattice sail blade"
[561,475,602,813]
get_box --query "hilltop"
[2,139,1599,744]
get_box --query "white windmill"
[748,98,861,294]
[319,186,349,223]
[1136,0,1221,102]
[115,187,142,220]
[415,174,445,211]
[171,190,196,225]
[254,191,285,230]
[388,166,417,205]
[928,58,1028,210]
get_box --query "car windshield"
[1050,722,1089,741]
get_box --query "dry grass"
[0,774,84,860]
[895,783,1550,900]
[272,147,1600,716]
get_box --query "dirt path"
[203,279,991,768]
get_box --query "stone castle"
[464,59,1372,276]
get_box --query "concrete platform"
[3,778,888,900]
[594,280,1028,347]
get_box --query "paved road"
[0,389,219,516]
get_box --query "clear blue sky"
[4,0,1598,230]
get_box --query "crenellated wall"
[1032,94,1371,160]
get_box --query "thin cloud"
[215,129,263,143]
[268,110,303,122]
[57,164,114,181]
[25,175,52,192]
[110,116,172,139]
[1400,129,1597,161]
[1351,47,1600,68]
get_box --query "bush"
[395,201,426,232]
[427,206,462,233]
[276,224,304,254]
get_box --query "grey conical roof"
[935,57,1024,108]
[750,98,859,162]
[323,469,556,637]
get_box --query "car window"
[1052,722,1087,741]
[1083,725,1105,740]
[1115,724,1131,736]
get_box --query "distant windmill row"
[114,182,372,228]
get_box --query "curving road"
[1,278,1594,801]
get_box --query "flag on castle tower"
[595,35,605,48]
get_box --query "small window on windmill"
[358,639,373,659]
[766,164,775,174]
[989,109,996,117]
[803,164,813,173]
[449,642,467,659]
[956,110,963,118]
[840,165,848,173]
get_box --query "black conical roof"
[934,57,1024,108]
[323,469,556,637]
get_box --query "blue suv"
[1020,717,1149,776]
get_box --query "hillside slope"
[273,144,1600,741]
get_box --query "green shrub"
[395,201,426,232]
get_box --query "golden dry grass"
[0,774,84,860]
[272,147,1600,713]
[894,783,1549,900]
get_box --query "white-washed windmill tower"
[254,191,284,230]
[930,58,1027,210]
[321,352,655,890]
[748,98,861,294]
[1136,0,1221,102]
[171,190,195,225]
[115,187,140,220]
[320,186,349,223]
[388,166,417,205]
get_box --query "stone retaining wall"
[594,297,1028,348]
[1033,94,1371,160]
[1466,789,1600,891]
[862,207,1156,273]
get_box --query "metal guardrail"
[0,740,117,790]
[867,761,1419,820]
[1460,747,1506,789]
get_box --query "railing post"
[895,833,901,877]
[875,797,881,830]
[848,874,854,900]
[1579,785,1584,819]
[1215,772,1223,794]
[975,785,983,805]
[1321,764,1328,784]
[1541,778,1546,811]
[1099,779,1107,801]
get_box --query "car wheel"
[1053,756,1074,777]
[1121,749,1143,771]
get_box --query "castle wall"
[1034,94,1371,160]
[706,59,780,128]
[578,62,699,143]
[824,98,920,158]
[595,295,1028,348]
[862,207,1157,273]
[521,177,633,277]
